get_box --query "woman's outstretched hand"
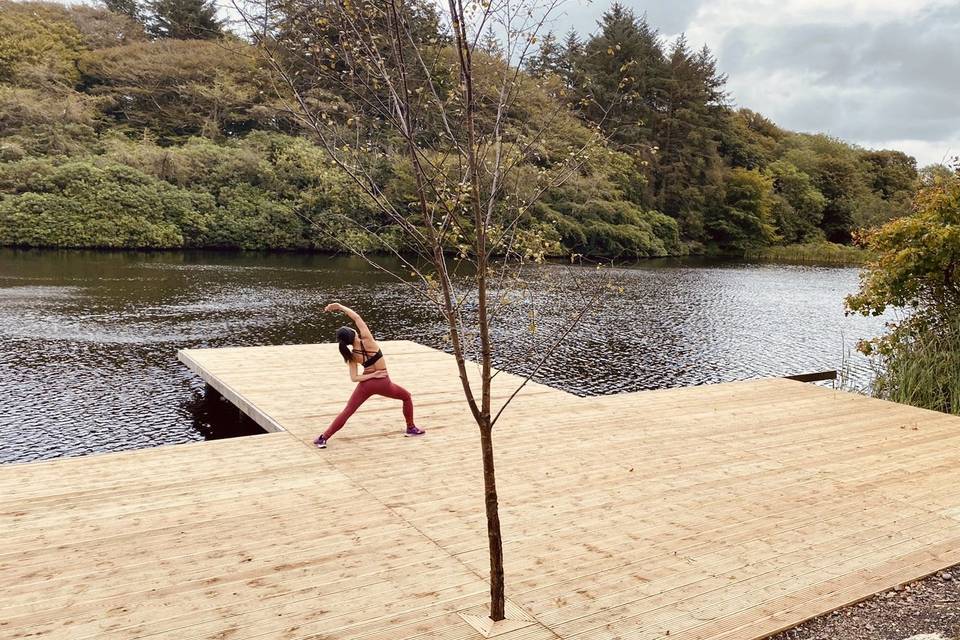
[324,303,342,313]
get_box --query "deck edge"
[177,348,287,434]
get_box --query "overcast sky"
[546,0,959,167]
[57,0,956,166]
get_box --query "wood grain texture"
[3,341,960,640]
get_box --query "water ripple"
[0,250,890,464]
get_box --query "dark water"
[0,249,890,464]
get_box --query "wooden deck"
[3,341,960,639]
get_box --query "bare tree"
[230,0,619,621]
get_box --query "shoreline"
[0,243,868,268]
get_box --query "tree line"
[0,0,933,257]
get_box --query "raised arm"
[324,303,372,339]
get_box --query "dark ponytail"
[336,326,356,362]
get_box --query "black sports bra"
[356,336,383,369]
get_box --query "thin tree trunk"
[447,0,506,622]
[478,420,505,621]
[231,0,603,625]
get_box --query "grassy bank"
[872,318,960,415]
[743,242,869,266]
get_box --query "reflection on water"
[0,248,889,464]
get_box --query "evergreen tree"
[479,26,504,59]
[146,0,222,40]
[579,4,665,144]
[559,29,586,102]
[102,0,141,21]
[576,4,667,208]
[562,28,583,58]
[693,45,727,106]
[526,31,563,78]
[652,36,726,239]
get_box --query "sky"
[544,0,959,167]
[54,0,957,167]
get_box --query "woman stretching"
[313,303,425,449]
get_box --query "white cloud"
[48,0,960,167]
[552,0,960,167]
[870,139,958,167]
[686,0,949,36]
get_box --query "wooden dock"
[4,341,960,639]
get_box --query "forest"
[0,0,931,257]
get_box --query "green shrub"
[0,159,214,248]
[0,157,60,193]
[204,184,304,249]
[0,86,100,155]
[0,191,184,247]
[102,134,269,190]
[79,38,280,140]
[0,0,86,85]
[846,172,960,414]
[562,199,680,257]
[58,3,147,49]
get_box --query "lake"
[0,248,890,464]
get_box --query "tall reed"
[744,242,869,266]
[872,317,960,415]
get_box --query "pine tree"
[526,31,563,78]
[653,37,727,240]
[581,5,666,142]
[147,0,222,40]
[560,28,584,89]
[102,0,141,21]
[656,35,695,212]
[693,45,728,108]
[479,26,504,59]
[577,3,667,208]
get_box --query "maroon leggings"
[323,376,414,439]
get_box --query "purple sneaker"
[405,425,425,437]
[313,435,328,449]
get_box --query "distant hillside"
[0,0,922,256]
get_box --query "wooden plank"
[4,341,960,640]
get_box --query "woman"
[313,302,425,448]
